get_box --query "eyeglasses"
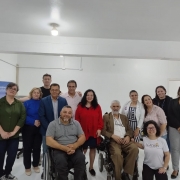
[147,127,155,130]
[8,87,17,92]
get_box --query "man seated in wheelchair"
[46,105,86,180]
[102,100,139,180]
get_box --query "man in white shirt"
[102,100,138,180]
[61,80,82,117]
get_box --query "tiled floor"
[9,149,174,180]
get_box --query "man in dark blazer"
[102,100,138,180]
[39,83,67,177]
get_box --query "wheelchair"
[97,136,138,180]
[43,147,88,180]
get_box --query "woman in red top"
[75,89,103,176]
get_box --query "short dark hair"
[63,105,72,109]
[43,73,51,79]
[6,82,19,92]
[155,86,166,99]
[143,120,161,137]
[177,87,180,97]
[67,80,77,87]
[129,90,138,95]
[80,89,98,109]
[50,83,60,89]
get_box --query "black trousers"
[0,138,19,177]
[53,148,85,180]
[22,125,42,169]
[142,164,168,180]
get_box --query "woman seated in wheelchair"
[135,120,170,180]
[46,105,86,180]
[102,100,139,180]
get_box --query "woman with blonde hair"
[22,87,43,176]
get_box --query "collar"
[67,92,77,98]
[51,96,58,100]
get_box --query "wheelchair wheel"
[98,153,104,172]
[107,175,112,180]
[44,152,52,180]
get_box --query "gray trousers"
[169,126,180,171]
[53,148,85,180]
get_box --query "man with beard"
[102,100,138,180]
[46,105,86,180]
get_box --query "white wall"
[17,54,180,113]
[0,53,17,82]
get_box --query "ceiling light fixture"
[60,55,64,58]
[51,27,58,36]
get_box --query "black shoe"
[5,174,18,180]
[122,172,130,180]
[41,172,43,179]
[89,168,96,176]
[171,170,179,179]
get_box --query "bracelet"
[163,167,167,170]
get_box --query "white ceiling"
[1,0,180,41]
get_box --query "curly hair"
[80,89,98,109]
[143,120,161,137]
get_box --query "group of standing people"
[0,72,180,180]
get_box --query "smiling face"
[60,107,72,122]
[86,91,94,103]
[156,87,166,99]
[147,124,157,136]
[67,82,76,94]
[130,92,138,102]
[143,95,153,107]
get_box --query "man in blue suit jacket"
[39,83,67,161]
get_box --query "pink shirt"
[144,105,167,135]
[61,92,82,117]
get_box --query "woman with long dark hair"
[75,89,103,176]
[153,86,172,148]
[168,87,180,179]
[141,95,167,139]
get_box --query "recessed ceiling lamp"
[60,55,64,58]
[51,27,58,36]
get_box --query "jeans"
[0,138,19,177]
[22,125,42,169]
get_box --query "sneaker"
[5,174,18,180]
[89,168,96,176]
[0,175,6,180]
[25,169,31,176]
